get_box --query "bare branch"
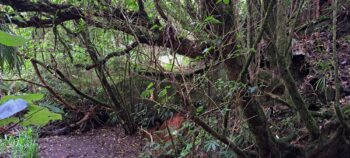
[31,61,76,110]
[154,0,168,21]
[0,0,70,13]
[18,53,111,108]
[85,42,139,70]
[2,78,46,88]
[1,1,206,59]
[4,7,83,28]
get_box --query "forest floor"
[38,127,143,158]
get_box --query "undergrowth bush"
[0,127,39,158]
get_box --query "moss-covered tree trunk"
[199,1,282,157]
[274,0,320,139]
[227,1,306,157]
[263,0,278,69]
[240,95,280,157]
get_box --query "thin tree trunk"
[240,96,279,157]
[275,0,320,139]
[331,0,348,128]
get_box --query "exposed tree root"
[40,108,95,137]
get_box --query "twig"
[17,52,111,108]
[238,0,275,83]
[189,115,255,157]
[31,61,76,110]
[85,42,139,70]
[165,122,177,154]
[139,127,154,144]
[200,104,226,116]
[2,78,46,88]
[264,92,295,110]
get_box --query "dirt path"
[38,127,143,158]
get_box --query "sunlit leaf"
[0,94,44,104]
[125,0,138,11]
[204,16,222,24]
[21,105,62,127]
[223,0,230,5]
[0,117,19,126]
[158,88,167,97]
[0,30,26,47]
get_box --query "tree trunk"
[240,95,279,157]
[275,0,320,139]
[263,0,278,69]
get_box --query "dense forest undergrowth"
[1,0,350,158]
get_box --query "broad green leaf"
[158,86,171,97]
[0,94,44,104]
[140,89,153,99]
[21,105,62,127]
[146,82,154,89]
[204,16,221,24]
[125,0,138,11]
[0,30,26,46]
[26,104,42,111]
[216,0,229,5]
[150,24,160,31]
[0,117,19,126]
[196,106,204,114]
[42,103,64,114]
[158,88,168,97]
